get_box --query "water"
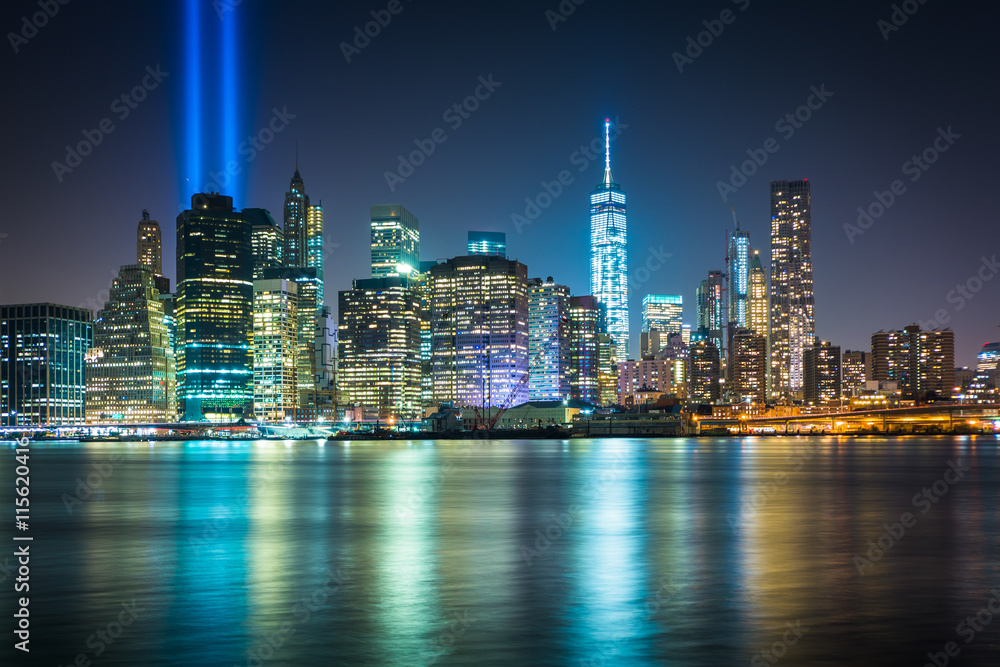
[2,436,999,666]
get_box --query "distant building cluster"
[1,124,996,428]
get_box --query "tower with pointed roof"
[589,119,629,360]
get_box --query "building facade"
[1,303,93,426]
[283,167,309,269]
[590,120,629,361]
[338,277,422,423]
[371,204,420,277]
[468,231,506,258]
[730,329,767,404]
[642,294,683,338]
[727,228,751,331]
[568,296,604,404]
[528,277,570,401]
[430,256,529,409]
[176,193,254,421]
[247,208,284,280]
[617,358,678,404]
[769,179,815,398]
[804,340,841,405]
[252,278,299,421]
[86,265,174,423]
[842,350,871,396]
[872,325,955,399]
[690,339,720,404]
[697,270,725,355]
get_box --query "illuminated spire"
[294,141,300,178]
[603,118,612,186]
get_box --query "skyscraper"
[137,209,170,294]
[528,277,570,401]
[338,276,423,423]
[176,193,253,421]
[283,166,309,269]
[747,250,768,336]
[246,208,284,280]
[1,303,92,426]
[252,278,298,421]
[804,340,841,405]
[86,265,175,423]
[871,325,955,399]
[730,329,767,404]
[568,295,604,404]
[590,119,629,361]
[260,266,323,408]
[306,202,325,305]
[137,209,162,275]
[430,255,529,409]
[371,204,420,277]
[690,339,720,404]
[769,179,815,398]
[696,271,725,354]
[842,350,871,396]
[468,231,506,258]
[642,294,683,337]
[727,225,751,332]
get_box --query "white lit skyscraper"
[727,224,751,331]
[641,295,683,336]
[528,277,570,401]
[590,119,629,361]
[769,179,815,398]
[371,204,420,277]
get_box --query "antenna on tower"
[295,141,299,171]
[603,118,612,186]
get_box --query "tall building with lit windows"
[430,256,529,409]
[253,278,298,421]
[283,166,310,269]
[769,179,815,398]
[176,193,254,421]
[528,277,570,401]
[85,265,175,423]
[260,266,322,408]
[468,231,506,258]
[137,210,170,294]
[727,227,751,331]
[730,329,767,404]
[568,295,604,404]
[590,119,629,361]
[246,208,284,280]
[690,339,720,404]
[872,325,954,399]
[747,251,768,336]
[697,271,725,355]
[642,294,683,337]
[306,202,325,305]
[338,276,422,423]
[1,304,92,426]
[804,340,841,405]
[371,204,420,277]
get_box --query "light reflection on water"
[2,436,998,666]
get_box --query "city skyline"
[4,2,996,367]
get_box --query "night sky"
[2,0,997,365]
